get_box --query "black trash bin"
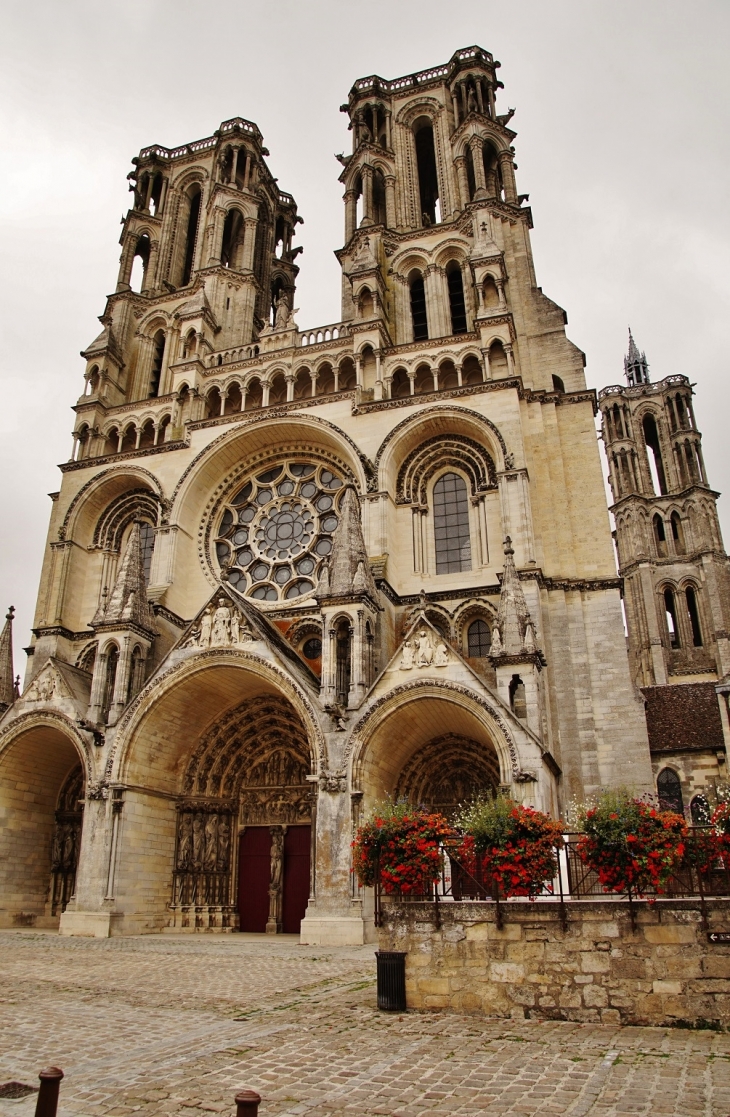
[375,950,407,1011]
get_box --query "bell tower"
[599,333,730,688]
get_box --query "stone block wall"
[378,898,730,1026]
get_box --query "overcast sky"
[1,0,729,672]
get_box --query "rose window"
[214,461,343,602]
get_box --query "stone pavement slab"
[1,931,729,1116]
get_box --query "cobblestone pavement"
[1,931,730,1117]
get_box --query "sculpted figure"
[211,597,231,646]
[192,814,204,870]
[199,608,213,648]
[273,290,291,330]
[467,86,478,113]
[229,610,240,646]
[217,815,230,870]
[269,828,284,890]
[204,813,218,871]
[434,641,449,667]
[399,640,414,670]
[491,625,503,655]
[177,814,193,869]
[415,629,433,667]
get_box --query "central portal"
[171,695,313,933]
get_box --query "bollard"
[234,1088,261,1117]
[375,950,407,1012]
[34,1068,64,1117]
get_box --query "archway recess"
[0,722,85,929]
[353,687,510,815]
[110,655,320,934]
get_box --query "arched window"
[149,330,165,398]
[446,264,468,335]
[127,645,145,702]
[552,375,565,393]
[181,188,201,287]
[335,619,351,707]
[221,208,244,269]
[467,618,492,657]
[690,794,711,825]
[138,420,155,450]
[643,414,667,495]
[509,674,527,720]
[653,514,667,557]
[671,512,685,554]
[129,235,150,293]
[372,169,386,226]
[657,768,684,815]
[139,522,155,584]
[685,587,703,646]
[409,272,428,341]
[414,119,440,225]
[462,354,483,385]
[433,472,472,574]
[101,645,119,722]
[391,368,411,399]
[464,145,476,201]
[338,358,356,391]
[664,588,680,648]
[482,143,501,200]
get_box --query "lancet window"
[446,263,468,334]
[657,768,684,815]
[433,472,472,574]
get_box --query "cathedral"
[1,46,728,942]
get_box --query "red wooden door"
[238,827,271,933]
[282,825,311,934]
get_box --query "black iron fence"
[373,830,730,932]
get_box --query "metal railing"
[374,831,730,932]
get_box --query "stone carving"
[394,733,501,818]
[24,667,68,703]
[185,598,253,649]
[173,803,234,907]
[399,628,449,670]
[319,771,347,793]
[239,788,311,824]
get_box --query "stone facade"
[1,44,720,944]
[379,899,730,1026]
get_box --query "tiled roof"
[641,683,724,753]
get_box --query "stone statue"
[524,621,536,652]
[269,828,284,890]
[491,625,503,655]
[415,629,433,667]
[204,813,218,870]
[273,290,291,330]
[434,642,449,667]
[192,814,204,870]
[229,611,240,646]
[177,814,193,869]
[211,598,231,646]
[199,608,213,648]
[217,815,230,871]
[399,640,414,670]
[467,86,478,113]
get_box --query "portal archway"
[394,733,500,817]
[0,719,87,929]
[111,654,321,934]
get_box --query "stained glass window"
[433,472,471,574]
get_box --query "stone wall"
[378,898,730,1026]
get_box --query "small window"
[657,768,684,815]
[664,588,680,649]
[302,638,322,660]
[552,375,565,393]
[101,645,119,722]
[671,512,685,555]
[139,523,155,584]
[410,274,428,341]
[653,514,667,557]
[467,619,492,657]
[685,587,703,647]
[690,794,711,824]
[433,473,472,574]
[509,674,527,720]
[446,265,467,334]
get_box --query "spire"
[92,522,155,633]
[0,606,16,712]
[319,486,377,599]
[495,538,532,655]
[624,328,650,387]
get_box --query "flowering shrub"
[576,789,687,896]
[351,801,455,894]
[454,796,563,899]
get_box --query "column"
[469,137,487,200]
[285,374,295,402]
[384,176,396,228]
[424,265,449,338]
[261,381,270,407]
[87,651,108,723]
[499,150,518,204]
[206,207,225,267]
[116,233,136,292]
[476,497,489,565]
[505,343,516,377]
[355,354,363,388]
[451,90,460,126]
[344,191,357,241]
[361,165,373,226]
[385,111,392,150]
[476,80,485,115]
[454,156,470,208]
[374,350,383,401]
[487,83,496,119]
[496,279,507,308]
[411,508,422,573]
